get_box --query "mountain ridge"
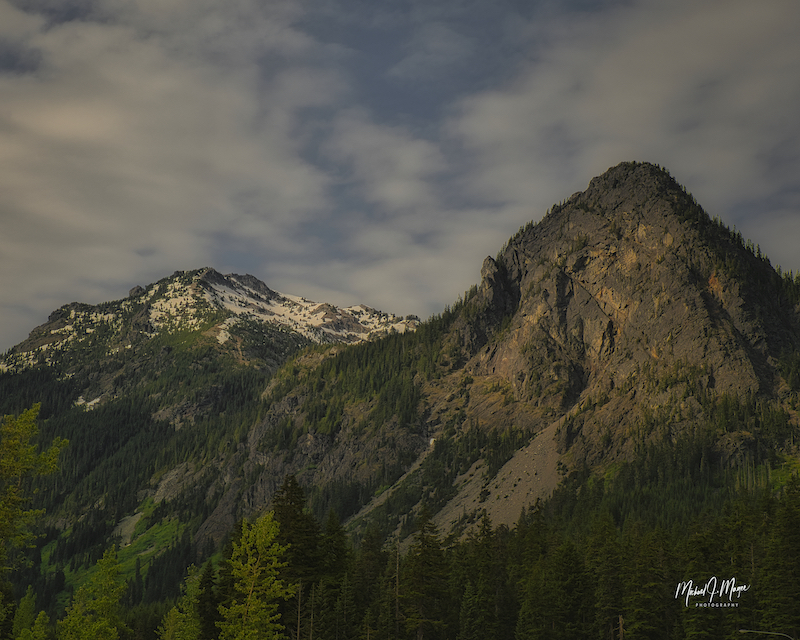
[3,161,799,613]
[1,267,418,375]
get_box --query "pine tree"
[585,513,623,640]
[334,572,357,640]
[157,566,202,640]
[57,548,129,640]
[457,581,481,640]
[0,405,67,574]
[373,544,401,640]
[351,526,387,623]
[12,585,38,639]
[272,475,322,640]
[621,526,675,640]
[18,611,51,640]
[320,510,350,580]
[400,506,451,640]
[272,475,323,583]
[217,511,295,640]
[197,560,221,640]
[453,514,512,640]
[759,478,800,639]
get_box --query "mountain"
[214,160,799,541]
[3,266,418,371]
[1,267,417,428]
[3,161,799,615]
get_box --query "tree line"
[5,398,800,640]
[7,468,800,639]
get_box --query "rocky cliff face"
[344,162,800,533]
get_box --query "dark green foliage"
[272,475,323,640]
[620,526,674,639]
[779,350,800,392]
[1,336,271,609]
[197,560,221,640]
[272,475,323,585]
[0,368,81,420]
[758,478,800,638]
[292,329,430,436]
[517,538,595,640]
[141,529,194,604]
[400,506,451,640]
[9,430,800,640]
[450,515,516,640]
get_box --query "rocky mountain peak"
[1,267,418,376]
[431,161,800,476]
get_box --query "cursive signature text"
[675,576,750,607]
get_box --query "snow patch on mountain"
[199,269,418,344]
[0,268,419,372]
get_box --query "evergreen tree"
[124,557,144,607]
[0,405,67,574]
[334,573,357,640]
[516,538,593,640]
[621,526,675,640]
[272,475,322,640]
[197,560,221,640]
[217,511,295,640]
[514,558,546,640]
[453,514,514,640]
[457,581,481,640]
[272,475,323,583]
[12,585,38,639]
[401,506,451,640]
[158,566,202,640]
[373,545,401,640]
[320,510,350,580]
[312,574,357,640]
[584,512,623,640]
[351,526,387,623]
[18,611,52,640]
[550,540,594,639]
[759,478,800,639]
[57,548,129,640]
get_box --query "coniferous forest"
[4,403,800,640]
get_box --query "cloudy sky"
[2,0,799,351]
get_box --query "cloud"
[1,0,799,352]
[324,108,447,216]
[0,0,347,347]
[387,21,473,81]
[449,0,800,238]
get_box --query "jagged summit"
[1,267,418,374]
[195,267,417,345]
[437,160,800,474]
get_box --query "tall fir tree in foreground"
[0,405,67,572]
[158,566,203,640]
[401,506,451,640]
[57,548,128,640]
[217,511,295,640]
[0,404,67,634]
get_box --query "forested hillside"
[2,161,800,639]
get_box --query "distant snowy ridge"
[1,267,418,372]
[195,268,418,344]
